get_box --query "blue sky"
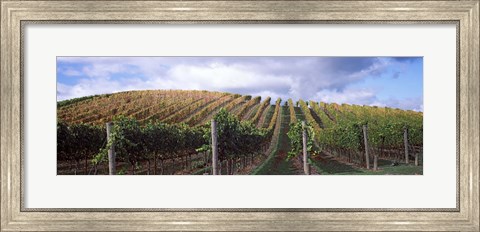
[57,57,423,111]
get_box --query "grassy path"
[252,106,303,175]
[310,152,423,175]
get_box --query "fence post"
[414,146,419,166]
[404,127,409,164]
[302,121,310,175]
[203,151,208,169]
[363,124,370,169]
[106,122,116,175]
[211,119,218,175]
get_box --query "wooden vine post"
[415,151,419,166]
[211,119,218,175]
[106,122,116,175]
[404,127,409,164]
[362,124,370,169]
[414,145,419,166]
[302,121,310,175]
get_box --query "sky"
[57,57,423,111]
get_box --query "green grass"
[252,106,298,175]
[293,106,306,121]
[360,164,422,175]
[266,156,297,175]
[250,146,279,175]
[192,166,211,175]
[308,156,361,174]
[310,156,423,175]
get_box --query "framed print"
[1,0,479,231]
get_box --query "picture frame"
[1,0,478,231]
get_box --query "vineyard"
[57,90,423,175]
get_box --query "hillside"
[58,90,421,128]
[57,90,276,128]
[57,90,423,175]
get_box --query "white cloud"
[313,88,378,105]
[56,57,422,110]
[81,64,128,78]
[57,76,157,100]
[311,87,423,112]
[165,63,293,92]
[60,68,82,76]
[381,97,424,112]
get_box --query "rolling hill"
[57,89,423,175]
[57,90,276,128]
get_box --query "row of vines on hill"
[58,90,229,125]
[250,97,271,125]
[291,101,423,167]
[57,122,106,174]
[58,108,273,175]
[199,109,272,175]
